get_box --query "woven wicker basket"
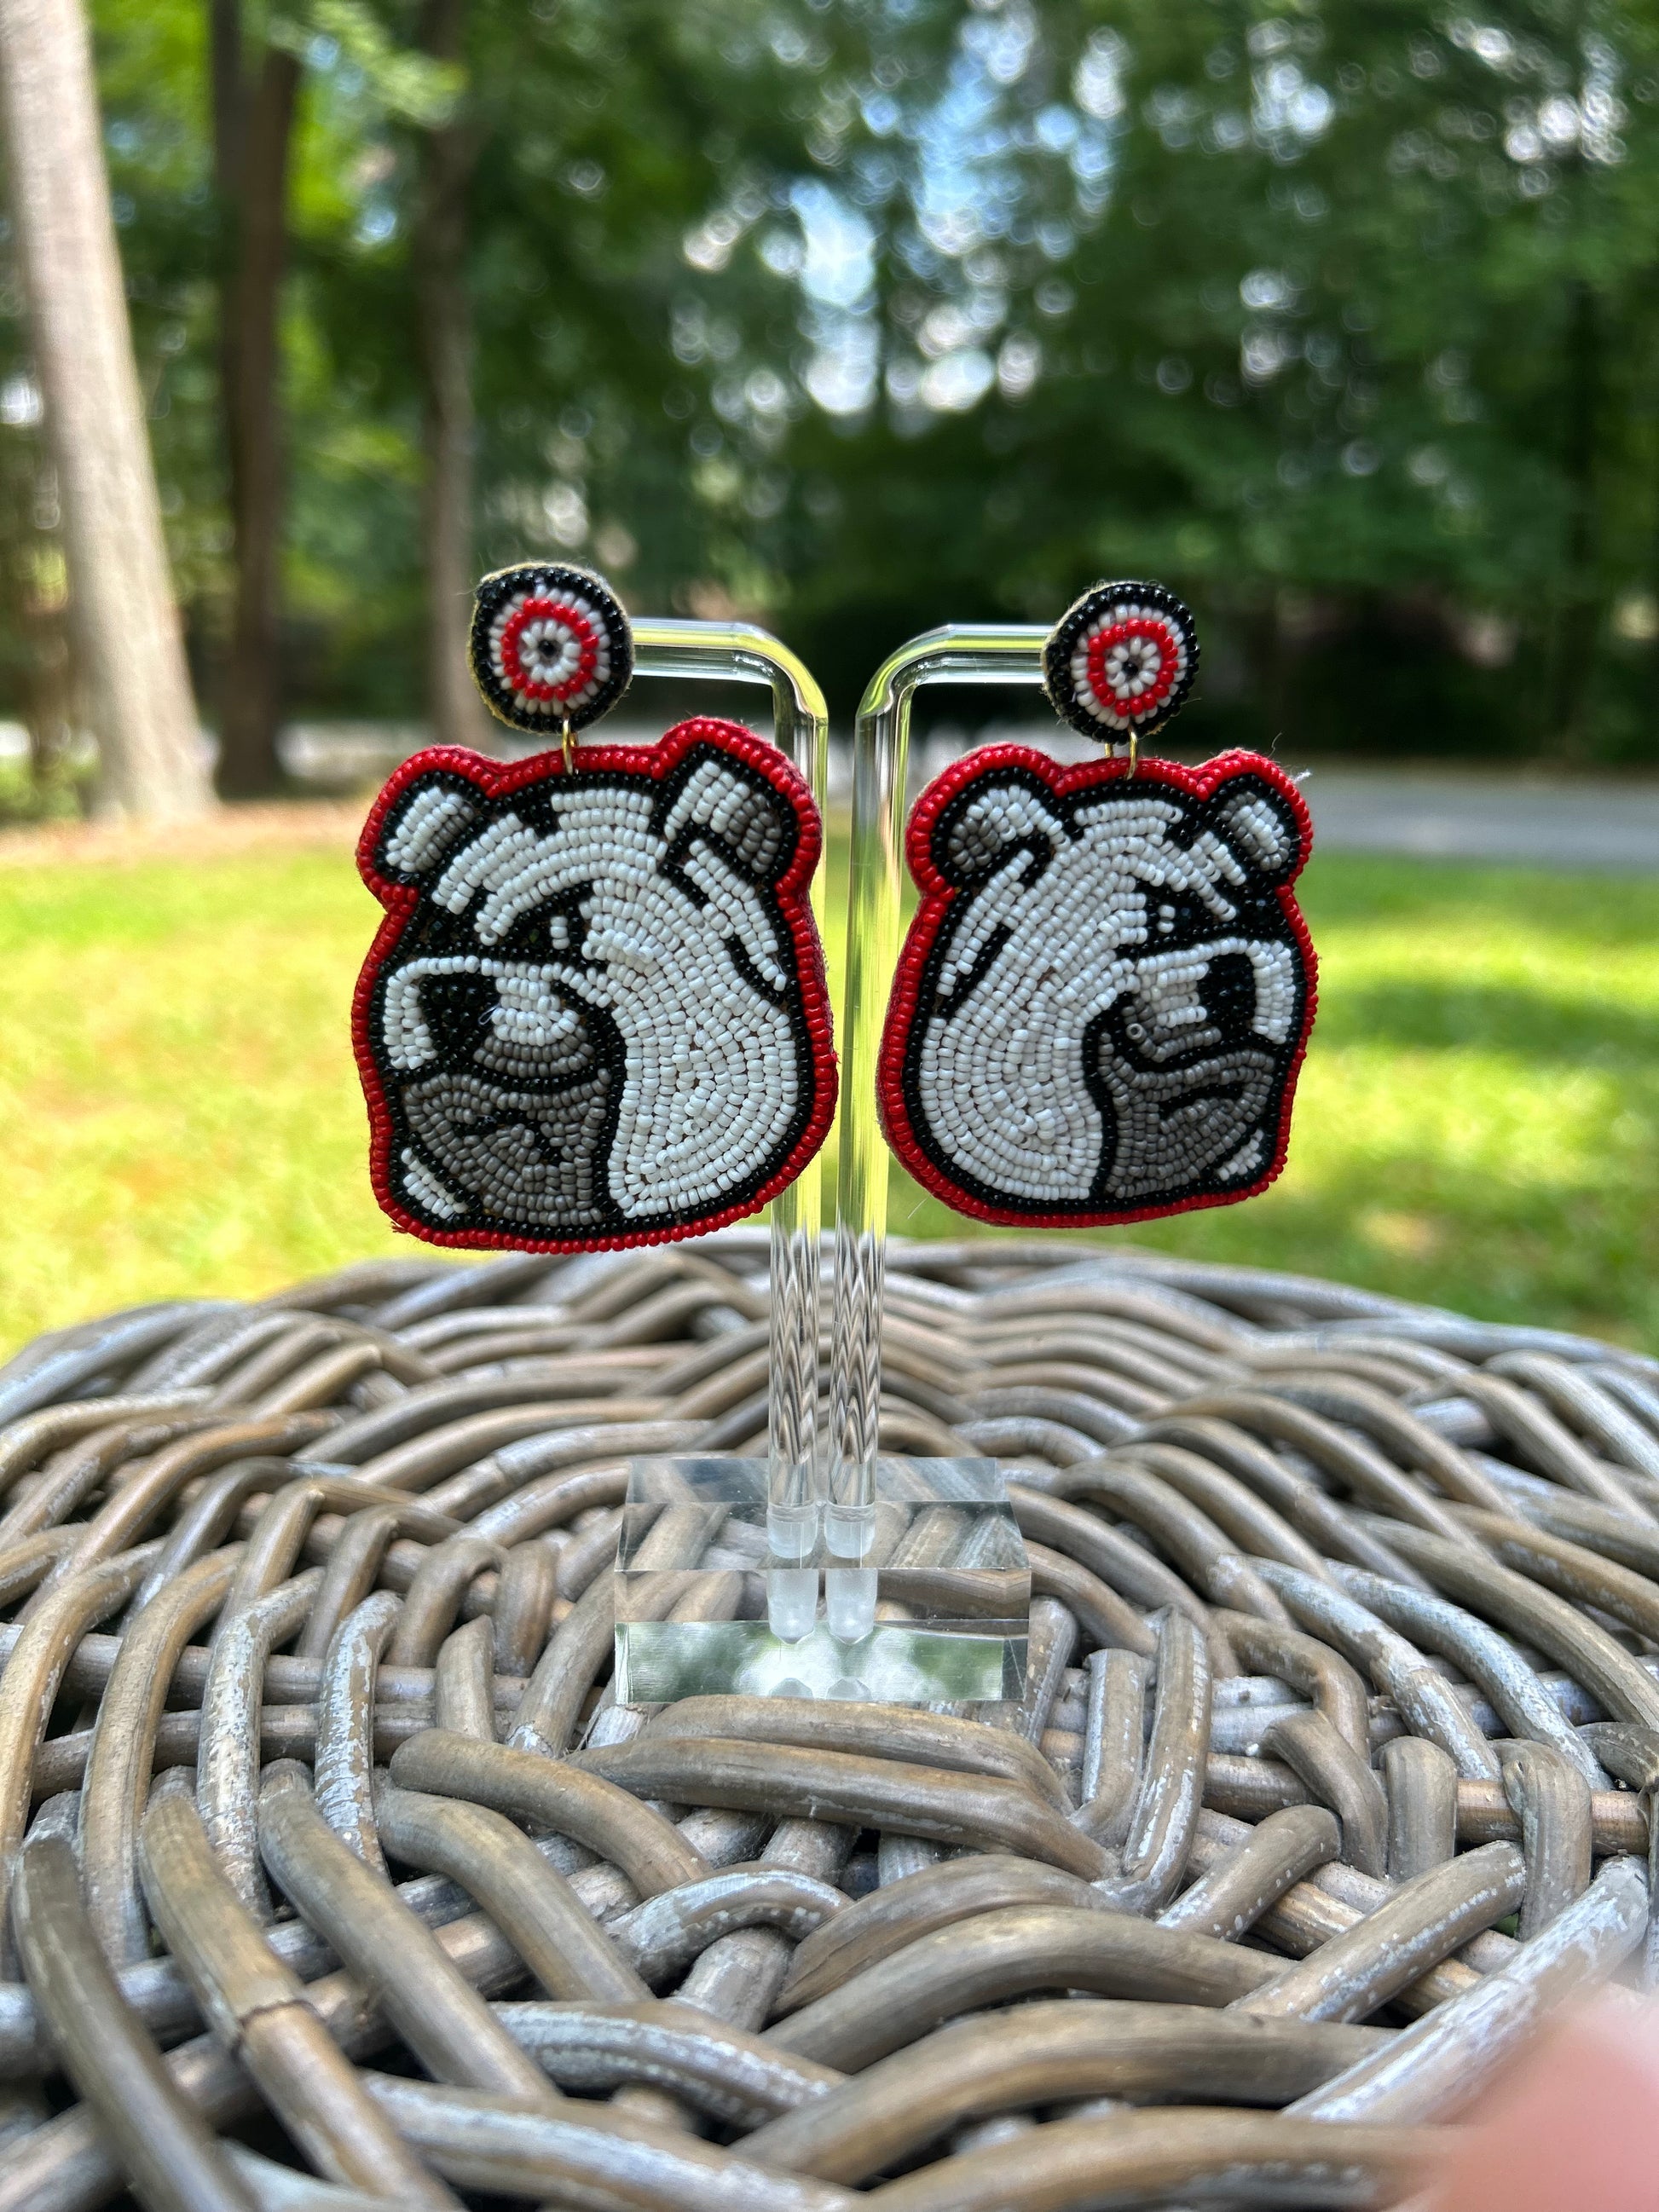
[0,1233,1654,2212]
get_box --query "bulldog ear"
[372,771,483,882]
[1209,773,1304,886]
[662,749,795,881]
[933,774,1066,887]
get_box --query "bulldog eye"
[1204,950,1258,1031]
[496,902,578,960]
[1151,892,1211,940]
[1124,1017,1149,1045]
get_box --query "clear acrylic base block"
[613,1456,1030,1706]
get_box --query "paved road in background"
[1298,769,1659,874]
[265,722,1659,875]
[909,729,1659,874]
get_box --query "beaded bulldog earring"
[876,581,1316,1226]
[353,562,837,1250]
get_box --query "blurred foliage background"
[0,0,1656,1354]
[2,0,1657,811]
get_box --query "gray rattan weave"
[0,1232,1656,2211]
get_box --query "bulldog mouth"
[400,1068,615,1230]
[1092,1046,1279,1205]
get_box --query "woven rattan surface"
[1,1232,1656,2210]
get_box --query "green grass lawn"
[1,822,1655,1354]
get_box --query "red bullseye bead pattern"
[1043,580,1199,741]
[470,562,633,734]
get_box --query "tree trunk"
[0,0,213,821]
[217,43,299,798]
[415,0,488,748]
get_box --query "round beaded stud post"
[877,579,1317,1227]
[351,562,837,1251]
[1042,579,1199,774]
[469,560,635,742]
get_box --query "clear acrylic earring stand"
[613,621,1050,1704]
[609,619,831,1697]
[805,624,1055,1697]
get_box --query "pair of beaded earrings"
[354,566,1316,1250]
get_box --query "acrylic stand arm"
[630,619,828,1638]
[828,624,1050,1637]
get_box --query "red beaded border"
[876,744,1318,1228]
[353,716,838,1252]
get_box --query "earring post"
[830,623,1049,1554]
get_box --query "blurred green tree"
[749,1,1659,752]
[0,0,1653,806]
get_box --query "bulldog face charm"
[353,565,836,1250]
[877,584,1316,1227]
